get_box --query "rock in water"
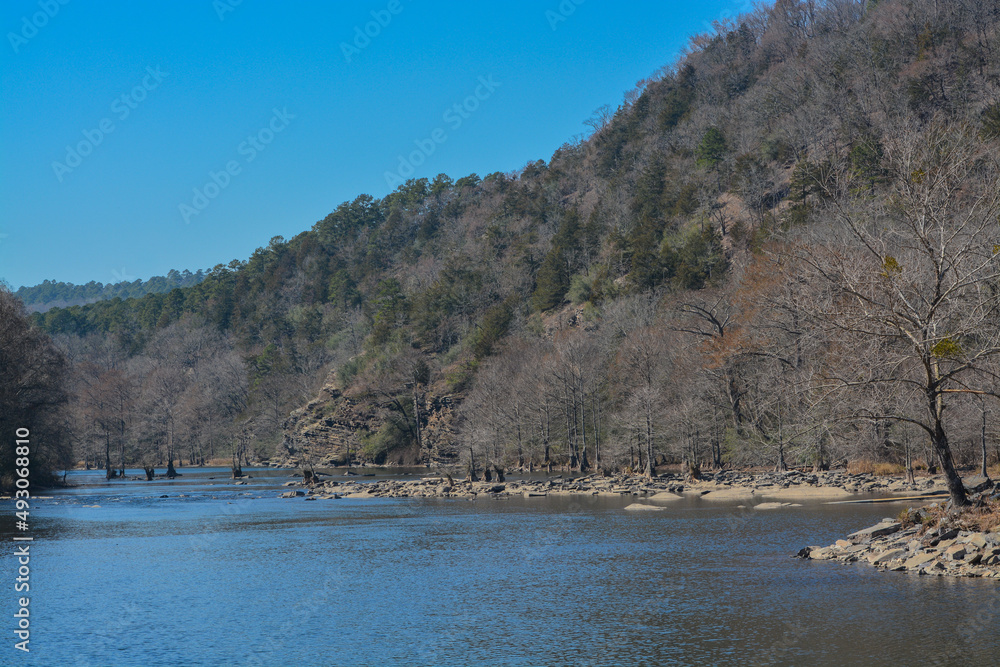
[624,503,666,511]
[648,492,683,501]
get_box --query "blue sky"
[0,0,747,289]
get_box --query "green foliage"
[328,270,361,310]
[470,297,516,360]
[627,220,665,291]
[359,416,412,464]
[789,160,829,202]
[761,138,794,164]
[881,256,902,277]
[931,337,964,359]
[430,173,454,196]
[337,356,365,387]
[849,139,887,190]
[696,127,727,170]
[659,64,696,131]
[663,226,727,290]
[445,363,474,393]
[981,103,1000,140]
[15,269,206,311]
[567,273,592,305]
[532,209,583,311]
[455,173,481,188]
[369,279,407,346]
[382,178,430,213]
[315,194,383,249]
[532,249,569,311]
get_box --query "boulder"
[965,534,988,549]
[903,552,938,569]
[944,544,967,561]
[809,548,837,560]
[848,521,901,541]
[279,490,305,498]
[868,549,906,565]
[753,502,802,510]
[624,503,666,511]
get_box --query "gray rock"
[624,503,666,511]
[868,548,907,565]
[903,552,938,569]
[848,521,902,541]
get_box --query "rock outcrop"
[275,379,460,469]
[797,488,1000,579]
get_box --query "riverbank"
[278,468,953,502]
[798,485,1000,579]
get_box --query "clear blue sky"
[0,0,748,289]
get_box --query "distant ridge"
[14,269,207,312]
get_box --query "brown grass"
[846,460,905,476]
[904,496,1000,534]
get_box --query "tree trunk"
[144,466,155,481]
[931,421,967,506]
[413,389,426,467]
[644,412,654,480]
[105,433,114,480]
[904,435,915,486]
[468,446,479,482]
[982,403,989,480]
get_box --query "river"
[1,468,997,666]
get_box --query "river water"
[1,468,997,666]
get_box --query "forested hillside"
[27,0,1000,504]
[15,269,206,312]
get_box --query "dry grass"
[953,498,1000,533]
[847,460,905,476]
[902,495,1000,534]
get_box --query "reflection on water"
[1,470,997,666]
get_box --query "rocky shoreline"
[275,468,951,502]
[798,519,1000,579]
[797,484,1000,580]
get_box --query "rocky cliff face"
[275,372,460,469]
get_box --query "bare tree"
[799,121,1000,506]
